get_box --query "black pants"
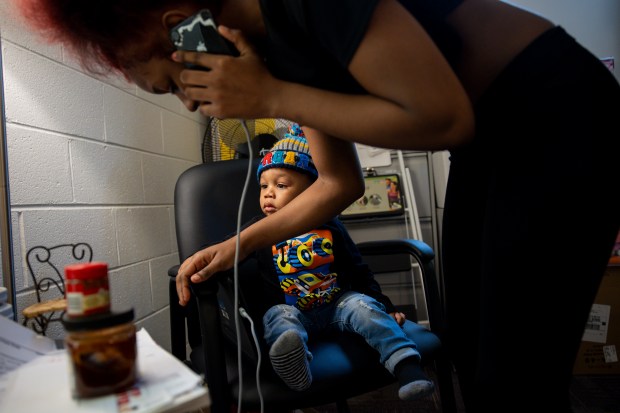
[442,26,620,412]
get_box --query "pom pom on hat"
[257,123,318,180]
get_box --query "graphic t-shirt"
[272,229,341,311]
[233,216,396,316]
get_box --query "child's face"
[259,168,314,216]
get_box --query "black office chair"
[168,159,456,413]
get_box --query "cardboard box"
[609,230,620,265]
[573,265,620,375]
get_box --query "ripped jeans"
[262,290,421,374]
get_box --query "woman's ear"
[161,10,193,31]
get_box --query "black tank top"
[259,0,462,93]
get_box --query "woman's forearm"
[238,131,364,256]
[269,79,468,151]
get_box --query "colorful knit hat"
[257,123,318,181]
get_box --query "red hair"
[12,0,209,76]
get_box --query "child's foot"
[398,379,435,401]
[394,356,435,401]
[269,330,312,391]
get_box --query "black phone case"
[170,9,238,58]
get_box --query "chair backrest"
[26,243,93,300]
[174,159,262,261]
[172,159,264,356]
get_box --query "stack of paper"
[0,318,210,413]
[0,314,57,400]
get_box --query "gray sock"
[269,330,312,391]
[394,357,435,401]
[398,379,435,401]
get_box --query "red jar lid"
[65,262,108,280]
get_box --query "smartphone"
[169,9,239,67]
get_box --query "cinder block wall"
[0,4,204,351]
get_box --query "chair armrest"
[189,275,231,412]
[356,239,434,264]
[168,264,207,360]
[168,264,187,361]
[168,264,180,278]
[356,239,446,337]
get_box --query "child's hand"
[175,237,240,306]
[390,311,407,326]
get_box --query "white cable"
[239,307,264,413]
[234,119,262,413]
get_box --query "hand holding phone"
[170,9,239,69]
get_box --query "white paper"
[0,328,210,413]
[355,144,392,168]
[603,345,618,364]
[581,303,610,343]
[0,350,76,411]
[0,315,57,378]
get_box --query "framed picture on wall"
[340,174,404,219]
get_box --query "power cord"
[234,119,264,413]
[239,307,264,412]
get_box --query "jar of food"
[65,262,110,317]
[62,309,137,398]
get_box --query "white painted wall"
[0,3,205,351]
[504,0,619,82]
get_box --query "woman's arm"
[174,0,475,304]
[275,0,474,150]
[176,128,364,305]
[175,0,474,150]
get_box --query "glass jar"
[65,262,111,317]
[62,309,137,398]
